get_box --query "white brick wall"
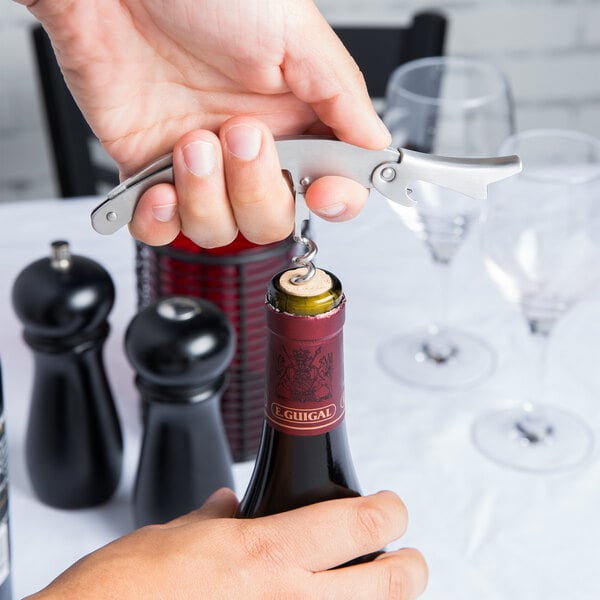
[316,0,600,136]
[1,1,599,202]
[583,4,600,46]
[448,6,584,54]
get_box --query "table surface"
[1,196,599,599]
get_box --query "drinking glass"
[378,56,516,389]
[472,129,600,472]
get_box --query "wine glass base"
[472,404,594,473]
[377,327,496,390]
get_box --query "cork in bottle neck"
[267,268,343,316]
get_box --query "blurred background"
[1,0,600,202]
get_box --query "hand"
[27,488,427,599]
[20,0,391,247]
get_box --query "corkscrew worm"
[288,174,317,284]
[90,136,522,283]
[290,236,318,284]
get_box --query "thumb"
[282,3,391,149]
[197,488,240,519]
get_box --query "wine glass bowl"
[384,57,515,155]
[378,56,515,389]
[388,181,481,264]
[473,128,600,472]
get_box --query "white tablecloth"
[1,196,599,599]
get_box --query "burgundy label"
[265,310,345,436]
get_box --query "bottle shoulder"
[238,423,360,518]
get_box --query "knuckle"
[351,492,409,549]
[237,522,288,571]
[376,548,428,600]
[179,198,218,223]
[380,561,410,600]
[242,224,292,246]
[180,223,238,249]
[182,228,237,249]
[379,491,409,536]
[354,502,390,547]
[232,185,267,209]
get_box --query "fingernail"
[225,124,262,161]
[152,202,177,222]
[183,140,216,176]
[315,202,346,218]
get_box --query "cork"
[278,268,332,297]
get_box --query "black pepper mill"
[11,241,123,509]
[125,296,236,527]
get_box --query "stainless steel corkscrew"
[90,135,522,282]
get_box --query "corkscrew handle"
[90,136,522,236]
[92,154,174,235]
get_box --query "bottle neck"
[238,269,360,519]
[264,299,346,436]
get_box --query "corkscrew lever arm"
[372,148,523,205]
[275,135,522,238]
[90,136,522,236]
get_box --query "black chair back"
[333,11,447,102]
[32,26,119,198]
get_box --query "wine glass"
[378,56,516,389]
[472,129,600,472]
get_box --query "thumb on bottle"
[198,487,240,519]
[168,488,239,526]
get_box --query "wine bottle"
[238,267,363,518]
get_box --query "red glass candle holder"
[135,232,296,462]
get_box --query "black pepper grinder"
[11,240,123,509]
[125,296,236,527]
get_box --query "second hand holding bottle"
[237,266,382,566]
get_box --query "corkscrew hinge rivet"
[381,167,396,182]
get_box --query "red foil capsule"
[265,300,346,436]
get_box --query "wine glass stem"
[423,259,455,361]
[428,258,451,332]
[529,328,550,403]
[513,326,554,445]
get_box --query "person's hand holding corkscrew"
[20,0,390,248]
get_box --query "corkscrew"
[90,136,522,283]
